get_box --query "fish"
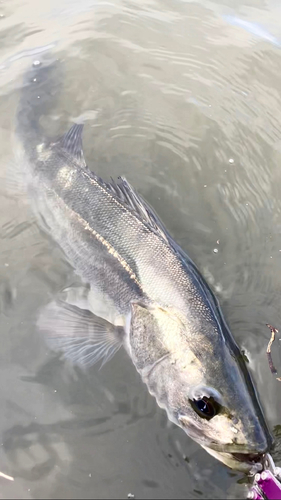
[222,15,281,48]
[15,59,273,473]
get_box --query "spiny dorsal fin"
[98,176,170,244]
[113,180,223,315]
[95,176,222,315]
[57,123,86,168]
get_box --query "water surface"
[0,0,281,498]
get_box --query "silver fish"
[15,60,272,472]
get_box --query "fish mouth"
[202,446,264,472]
[231,452,263,464]
[222,451,264,473]
[202,435,270,456]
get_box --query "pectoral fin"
[58,283,124,327]
[37,300,124,368]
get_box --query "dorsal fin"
[100,176,170,243]
[101,177,223,319]
[55,125,167,243]
[57,123,86,168]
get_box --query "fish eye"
[189,396,218,420]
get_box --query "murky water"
[0,0,281,498]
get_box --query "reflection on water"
[0,0,281,498]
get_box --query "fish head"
[170,333,273,472]
[174,349,272,472]
[129,302,273,472]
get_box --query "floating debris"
[266,324,278,376]
[127,494,135,499]
[213,248,219,253]
[228,158,234,164]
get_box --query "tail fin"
[16,57,62,153]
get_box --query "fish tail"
[16,57,62,152]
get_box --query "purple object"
[248,470,281,499]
